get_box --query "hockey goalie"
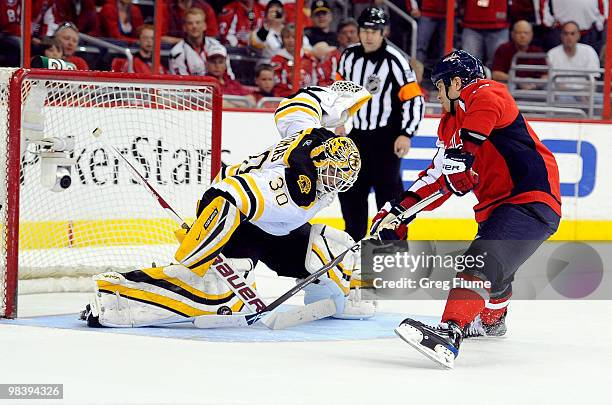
[81,81,376,328]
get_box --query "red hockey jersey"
[409,79,561,222]
[218,1,265,47]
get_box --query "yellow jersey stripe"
[223,177,251,217]
[278,97,323,118]
[274,106,320,124]
[241,174,265,222]
[226,164,241,177]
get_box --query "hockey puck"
[217,306,232,315]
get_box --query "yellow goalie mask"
[320,81,372,128]
[313,137,361,193]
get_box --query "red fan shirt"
[405,0,447,18]
[98,0,144,41]
[461,0,510,30]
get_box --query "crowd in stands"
[0,0,609,109]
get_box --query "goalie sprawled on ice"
[80,81,375,328]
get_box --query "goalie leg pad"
[304,224,375,319]
[90,262,256,327]
[175,195,242,276]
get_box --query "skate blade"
[394,325,455,369]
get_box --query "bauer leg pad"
[304,224,376,319]
[87,261,256,327]
[175,195,242,277]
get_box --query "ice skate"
[464,310,508,338]
[394,318,463,369]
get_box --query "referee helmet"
[357,7,388,31]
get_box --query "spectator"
[219,0,265,47]
[44,0,99,37]
[336,18,359,52]
[508,0,552,50]
[492,20,547,86]
[312,41,341,86]
[112,24,166,73]
[410,58,430,101]
[509,0,536,24]
[99,0,144,41]
[250,0,285,62]
[460,0,510,67]
[406,0,447,64]
[547,21,600,75]
[253,63,275,103]
[40,36,64,59]
[280,1,312,30]
[54,22,89,70]
[305,0,338,47]
[169,8,233,76]
[161,0,219,45]
[271,23,318,97]
[539,0,606,53]
[0,0,22,66]
[547,21,600,103]
[205,43,255,106]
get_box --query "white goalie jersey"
[212,128,337,236]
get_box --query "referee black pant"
[339,125,404,241]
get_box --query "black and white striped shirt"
[337,41,424,137]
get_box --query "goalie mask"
[312,136,361,193]
[319,81,372,128]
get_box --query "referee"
[336,7,424,241]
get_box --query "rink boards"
[224,111,611,241]
[11,112,611,250]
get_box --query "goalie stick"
[91,128,267,316]
[193,190,445,328]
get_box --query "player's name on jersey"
[372,277,491,291]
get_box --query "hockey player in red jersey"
[370,50,561,368]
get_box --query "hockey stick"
[91,128,267,315]
[193,190,445,328]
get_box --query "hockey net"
[0,68,221,318]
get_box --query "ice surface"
[0,267,610,405]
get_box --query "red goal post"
[0,68,222,318]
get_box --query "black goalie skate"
[394,318,463,369]
[463,310,507,338]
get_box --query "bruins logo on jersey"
[297,175,312,194]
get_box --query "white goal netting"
[0,68,221,317]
